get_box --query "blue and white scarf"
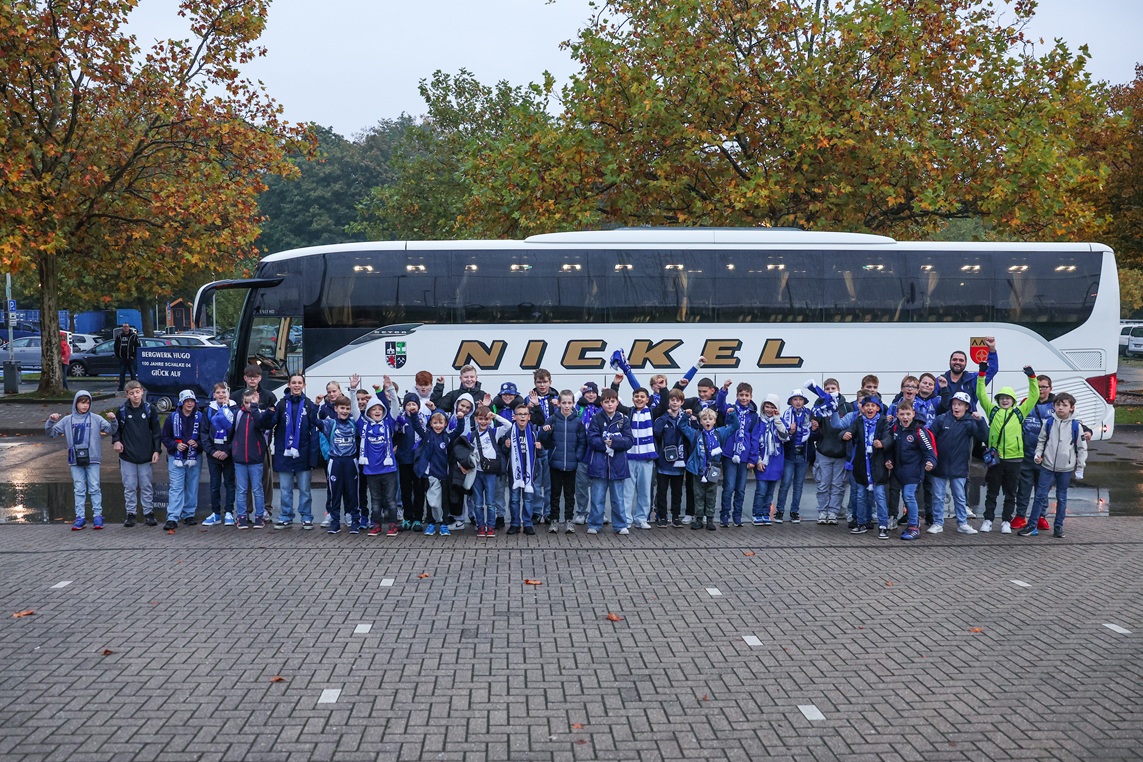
[173,409,201,467]
[510,423,536,493]
[358,418,394,467]
[862,415,879,491]
[760,418,783,468]
[783,407,810,447]
[700,428,722,482]
[283,396,305,458]
[807,380,837,417]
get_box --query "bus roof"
[260,229,1110,263]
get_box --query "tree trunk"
[137,296,154,338]
[37,254,64,396]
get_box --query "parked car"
[165,334,224,347]
[4,336,43,370]
[68,333,101,353]
[68,337,172,377]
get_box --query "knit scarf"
[730,403,752,462]
[806,381,837,417]
[358,419,393,467]
[760,419,783,467]
[784,407,809,447]
[700,428,722,482]
[211,402,235,445]
[283,396,305,458]
[510,423,536,493]
[172,409,200,467]
[862,415,879,491]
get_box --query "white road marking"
[353,623,372,634]
[706,587,722,597]
[318,688,341,704]
[798,705,826,721]
[742,635,762,647]
[380,579,394,587]
[1011,580,1032,588]
[1103,623,1132,635]
[50,581,73,589]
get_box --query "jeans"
[853,483,888,528]
[752,478,779,519]
[719,460,749,524]
[1016,460,1040,519]
[775,452,808,518]
[367,472,398,526]
[234,462,266,518]
[589,478,628,531]
[472,471,500,528]
[1030,469,1071,528]
[574,462,590,520]
[166,457,201,522]
[207,456,236,517]
[813,454,847,520]
[930,477,968,525]
[901,482,920,528]
[70,464,102,518]
[120,461,154,516]
[508,485,536,528]
[625,459,654,525]
[117,357,136,390]
[533,451,551,521]
[277,469,313,523]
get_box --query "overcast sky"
[128,0,1142,137]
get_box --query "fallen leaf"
[12,609,35,618]
[576,739,588,745]
[524,579,543,586]
[167,529,176,535]
[571,723,584,730]
[269,675,286,683]
[101,649,114,656]
[606,612,625,622]
[743,551,756,556]
[885,582,894,586]
[857,626,864,629]
[969,627,984,633]
[417,573,430,579]
[149,601,158,606]
[701,695,709,701]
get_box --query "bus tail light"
[1085,373,1116,404]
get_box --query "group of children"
[47,344,1089,540]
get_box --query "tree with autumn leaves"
[0,0,311,394]
[387,0,1115,248]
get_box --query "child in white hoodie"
[1021,392,1087,539]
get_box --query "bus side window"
[822,253,905,322]
[908,251,991,323]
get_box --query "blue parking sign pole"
[6,275,13,363]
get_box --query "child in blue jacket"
[884,401,937,541]
[540,390,587,533]
[586,389,633,534]
[413,412,455,535]
[681,406,739,530]
[319,396,361,534]
[395,393,426,531]
[357,380,401,536]
[749,393,789,526]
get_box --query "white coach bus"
[195,228,1119,439]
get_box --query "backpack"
[1044,417,1081,454]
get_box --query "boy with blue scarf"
[320,396,361,534]
[47,391,118,530]
[719,382,758,527]
[501,404,542,535]
[681,407,740,530]
[359,380,401,536]
[272,374,321,530]
[161,390,204,531]
[748,393,789,526]
[833,396,895,538]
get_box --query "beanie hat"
[402,392,420,409]
[583,382,599,394]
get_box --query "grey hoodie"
[1035,412,1088,474]
[45,390,117,466]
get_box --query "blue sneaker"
[224,512,235,526]
[327,523,341,534]
[900,527,921,541]
[752,516,765,526]
[439,524,451,536]
[349,519,362,535]
[202,513,222,527]
[236,515,249,530]
[71,517,86,531]
[92,516,104,530]
[760,516,772,526]
[1017,525,1039,537]
[424,523,437,536]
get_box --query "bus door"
[193,277,286,388]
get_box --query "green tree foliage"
[257,120,410,254]
[351,69,555,241]
[423,0,1113,241]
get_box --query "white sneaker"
[549,523,559,533]
[1000,521,1012,534]
[980,519,993,532]
[451,520,465,530]
[617,528,629,535]
[586,527,599,534]
[638,521,652,529]
[958,523,979,534]
[565,524,576,534]
[966,508,978,519]
[573,516,586,525]
[926,524,944,534]
[320,512,331,527]
[682,515,693,524]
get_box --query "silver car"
[4,336,43,370]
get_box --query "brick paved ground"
[0,518,1140,761]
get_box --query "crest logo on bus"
[969,337,990,364]
[385,341,407,369]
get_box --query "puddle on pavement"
[0,466,1134,523]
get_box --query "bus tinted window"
[995,252,1100,338]
[822,252,907,322]
[908,251,993,323]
